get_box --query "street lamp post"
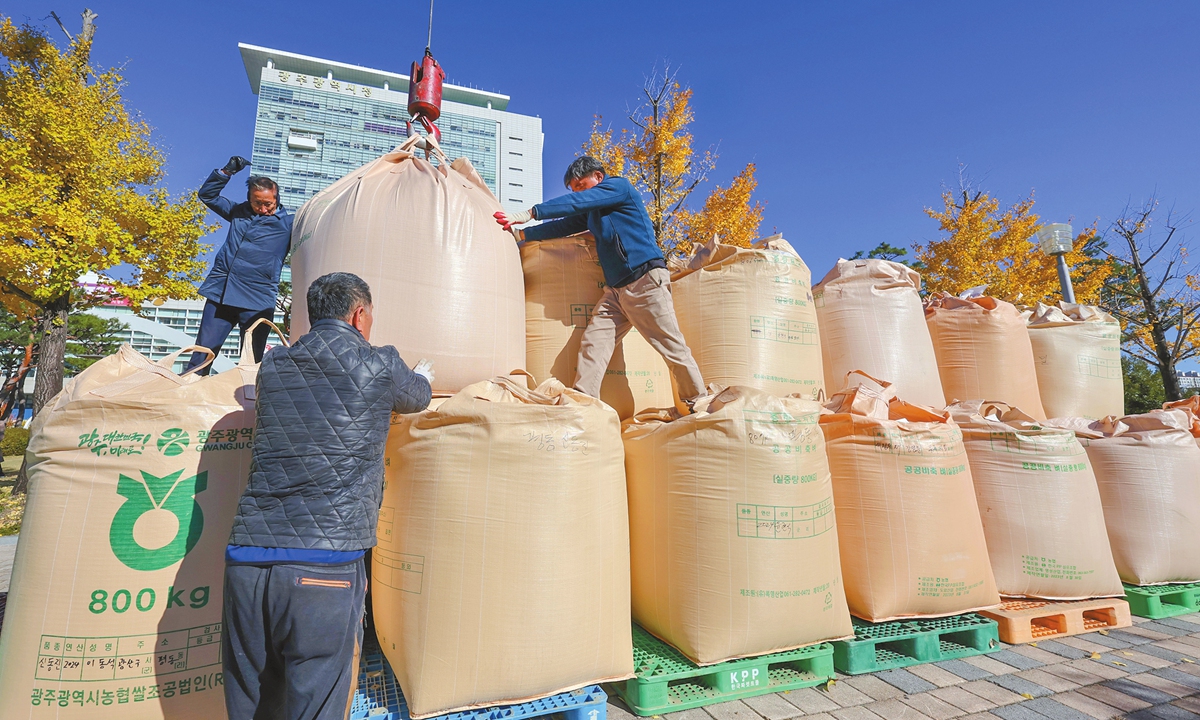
[1035,223,1076,304]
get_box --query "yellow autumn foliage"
[581,72,763,259]
[678,163,765,258]
[917,189,1112,305]
[0,17,213,318]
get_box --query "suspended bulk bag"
[925,294,1046,420]
[670,236,825,401]
[374,377,632,718]
[949,401,1122,599]
[0,328,280,720]
[819,373,999,621]
[1055,410,1200,585]
[622,386,852,665]
[290,134,525,393]
[1027,303,1123,420]
[521,235,674,419]
[814,259,946,408]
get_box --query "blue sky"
[6,0,1198,280]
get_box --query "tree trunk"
[1124,234,1184,401]
[13,294,70,494]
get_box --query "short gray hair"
[307,272,372,322]
[563,156,606,188]
[246,175,279,202]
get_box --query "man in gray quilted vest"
[222,272,432,719]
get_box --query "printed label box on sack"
[0,338,272,720]
[819,372,1000,622]
[290,134,526,394]
[521,234,674,419]
[950,401,1122,600]
[622,385,853,666]
[373,377,633,719]
[670,235,825,402]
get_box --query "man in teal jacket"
[496,156,704,408]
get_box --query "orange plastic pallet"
[978,598,1131,644]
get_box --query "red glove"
[493,209,533,231]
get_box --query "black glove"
[221,156,251,175]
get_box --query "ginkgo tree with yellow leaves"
[0,12,213,439]
[582,69,765,259]
[915,184,1112,305]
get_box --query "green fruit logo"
[157,428,190,456]
[110,469,207,571]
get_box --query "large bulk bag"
[819,373,999,621]
[0,334,274,720]
[520,235,674,419]
[949,401,1122,599]
[670,236,824,401]
[374,377,632,718]
[926,295,1046,420]
[1027,303,1123,420]
[1055,410,1200,585]
[290,134,525,393]
[814,259,945,408]
[622,386,852,665]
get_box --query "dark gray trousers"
[223,560,366,720]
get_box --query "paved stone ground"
[606,612,1200,720]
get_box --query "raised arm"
[522,214,590,242]
[532,180,631,220]
[198,169,237,221]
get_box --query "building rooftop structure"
[238,44,509,110]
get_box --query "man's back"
[229,318,431,551]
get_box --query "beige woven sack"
[926,295,1046,420]
[814,259,945,408]
[622,386,852,665]
[373,376,633,718]
[670,236,824,401]
[521,235,675,419]
[1053,410,1200,585]
[290,134,525,393]
[1027,303,1123,420]
[0,326,281,720]
[949,401,1122,599]
[819,373,999,621]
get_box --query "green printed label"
[737,498,834,539]
[916,577,987,598]
[110,470,207,571]
[750,316,818,345]
[1021,555,1095,580]
[903,464,966,476]
[1020,461,1087,472]
[871,427,964,457]
[1078,355,1121,380]
[986,430,1084,457]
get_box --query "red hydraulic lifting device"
[407,0,446,142]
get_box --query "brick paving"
[607,612,1200,720]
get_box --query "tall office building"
[238,43,544,214]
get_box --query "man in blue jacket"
[496,156,705,408]
[185,155,293,374]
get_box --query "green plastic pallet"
[1124,582,1200,619]
[611,624,835,716]
[832,613,1001,675]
